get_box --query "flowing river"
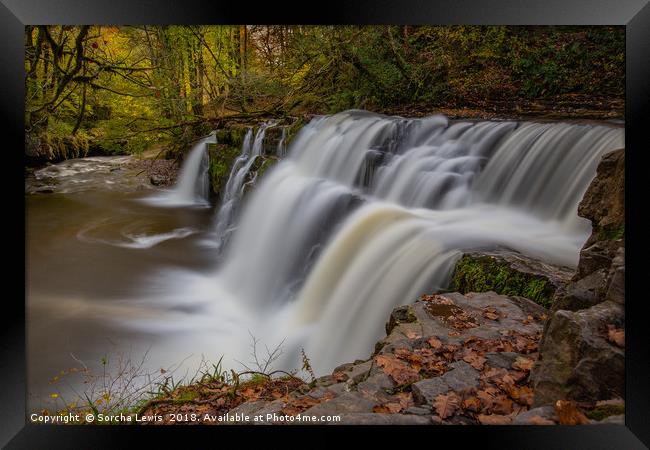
[25,110,624,411]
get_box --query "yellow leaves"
[50,393,59,399]
[555,400,590,425]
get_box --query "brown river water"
[26,157,219,412]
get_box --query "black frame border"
[3,1,649,447]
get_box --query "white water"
[125,110,624,376]
[144,133,216,207]
[213,122,274,252]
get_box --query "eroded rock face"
[577,148,625,247]
[532,148,625,408]
[532,301,624,405]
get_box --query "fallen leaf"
[433,393,460,419]
[333,371,348,382]
[512,356,534,372]
[492,395,514,415]
[373,403,402,414]
[405,330,421,339]
[428,337,443,349]
[484,307,500,321]
[607,325,625,348]
[555,400,590,425]
[375,355,419,385]
[462,396,482,412]
[463,351,487,370]
[506,385,534,406]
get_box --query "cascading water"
[213,122,273,252]
[277,127,287,157]
[126,110,624,377]
[146,133,216,207]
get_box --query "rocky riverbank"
[132,147,625,426]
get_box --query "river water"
[25,111,624,412]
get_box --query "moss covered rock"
[449,249,573,308]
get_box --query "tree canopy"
[24,25,625,161]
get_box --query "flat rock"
[485,352,521,370]
[412,378,450,405]
[301,392,377,416]
[441,361,480,392]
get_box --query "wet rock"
[356,373,394,400]
[386,304,418,334]
[441,361,480,392]
[512,405,558,425]
[552,269,609,312]
[605,248,624,304]
[403,406,433,415]
[412,378,450,405]
[532,301,624,405]
[485,352,520,370]
[578,149,624,248]
[334,359,373,384]
[301,392,377,416]
[532,149,625,407]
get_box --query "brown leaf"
[463,351,486,370]
[477,414,512,425]
[375,355,419,385]
[512,356,534,372]
[607,325,625,348]
[462,396,482,413]
[433,392,460,419]
[373,402,402,414]
[405,330,421,339]
[484,307,500,321]
[555,400,590,425]
[428,337,443,350]
[492,395,514,415]
[332,371,348,382]
[528,415,556,425]
[506,385,534,406]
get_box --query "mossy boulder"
[449,249,573,308]
[207,142,242,200]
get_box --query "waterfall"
[141,110,624,376]
[277,127,287,157]
[213,122,273,252]
[145,133,216,207]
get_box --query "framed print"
[3,0,649,447]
